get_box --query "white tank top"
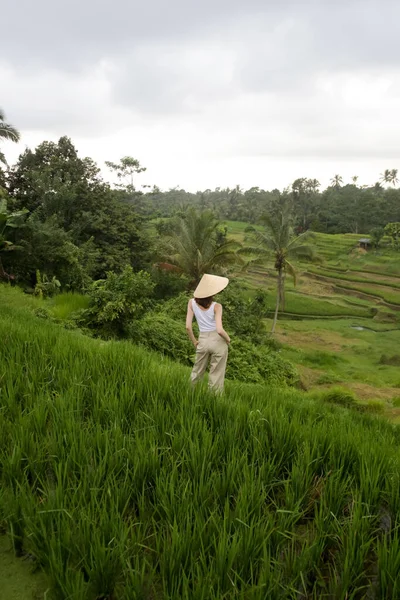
[192,299,216,332]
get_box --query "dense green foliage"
[0,108,20,165]
[133,179,400,236]
[2,137,150,288]
[82,267,155,337]
[130,291,296,386]
[157,208,243,284]
[2,288,400,599]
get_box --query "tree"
[0,109,20,165]
[0,199,28,280]
[253,200,316,334]
[390,169,399,187]
[82,266,155,338]
[161,208,242,286]
[370,226,385,250]
[7,138,150,281]
[380,169,398,187]
[291,178,320,231]
[105,156,146,192]
[352,176,359,185]
[330,174,343,189]
[384,222,400,250]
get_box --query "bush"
[131,314,194,364]
[158,292,192,321]
[301,350,346,368]
[316,373,341,385]
[361,401,386,414]
[151,268,189,300]
[218,283,270,343]
[379,354,400,367]
[227,338,297,386]
[82,267,155,338]
[320,387,356,408]
[131,310,297,387]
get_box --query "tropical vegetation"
[2,107,400,598]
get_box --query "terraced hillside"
[2,286,400,599]
[226,222,400,416]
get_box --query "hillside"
[226,223,400,416]
[1,286,400,599]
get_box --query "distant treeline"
[141,178,400,234]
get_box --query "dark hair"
[194,296,213,309]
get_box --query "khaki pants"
[191,331,228,393]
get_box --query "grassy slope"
[2,286,400,599]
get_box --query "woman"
[186,274,231,393]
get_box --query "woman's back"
[192,299,216,332]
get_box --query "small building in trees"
[358,238,371,250]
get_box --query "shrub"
[227,338,297,386]
[131,314,194,364]
[316,373,341,385]
[321,387,356,408]
[34,270,61,298]
[302,350,346,368]
[151,268,189,300]
[361,401,386,414]
[82,267,155,338]
[218,283,270,343]
[379,354,400,367]
[158,292,192,321]
[131,310,297,387]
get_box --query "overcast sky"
[2,0,399,191]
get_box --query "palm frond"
[0,122,20,143]
[285,260,297,286]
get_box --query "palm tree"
[253,203,316,334]
[330,174,343,189]
[380,169,392,186]
[352,176,359,185]
[390,169,398,187]
[0,109,20,165]
[161,208,243,286]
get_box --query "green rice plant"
[2,285,400,597]
[49,292,90,320]
[361,400,386,414]
[300,350,347,369]
[376,529,400,599]
[320,387,357,408]
[315,372,341,384]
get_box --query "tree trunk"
[271,269,282,334]
[0,255,9,281]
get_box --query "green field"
[2,286,400,598]
[225,222,400,411]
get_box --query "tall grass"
[49,292,90,320]
[1,286,400,598]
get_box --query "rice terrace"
[2,110,400,598]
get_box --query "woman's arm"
[214,303,231,344]
[185,299,198,347]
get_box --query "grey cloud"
[3,0,400,166]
